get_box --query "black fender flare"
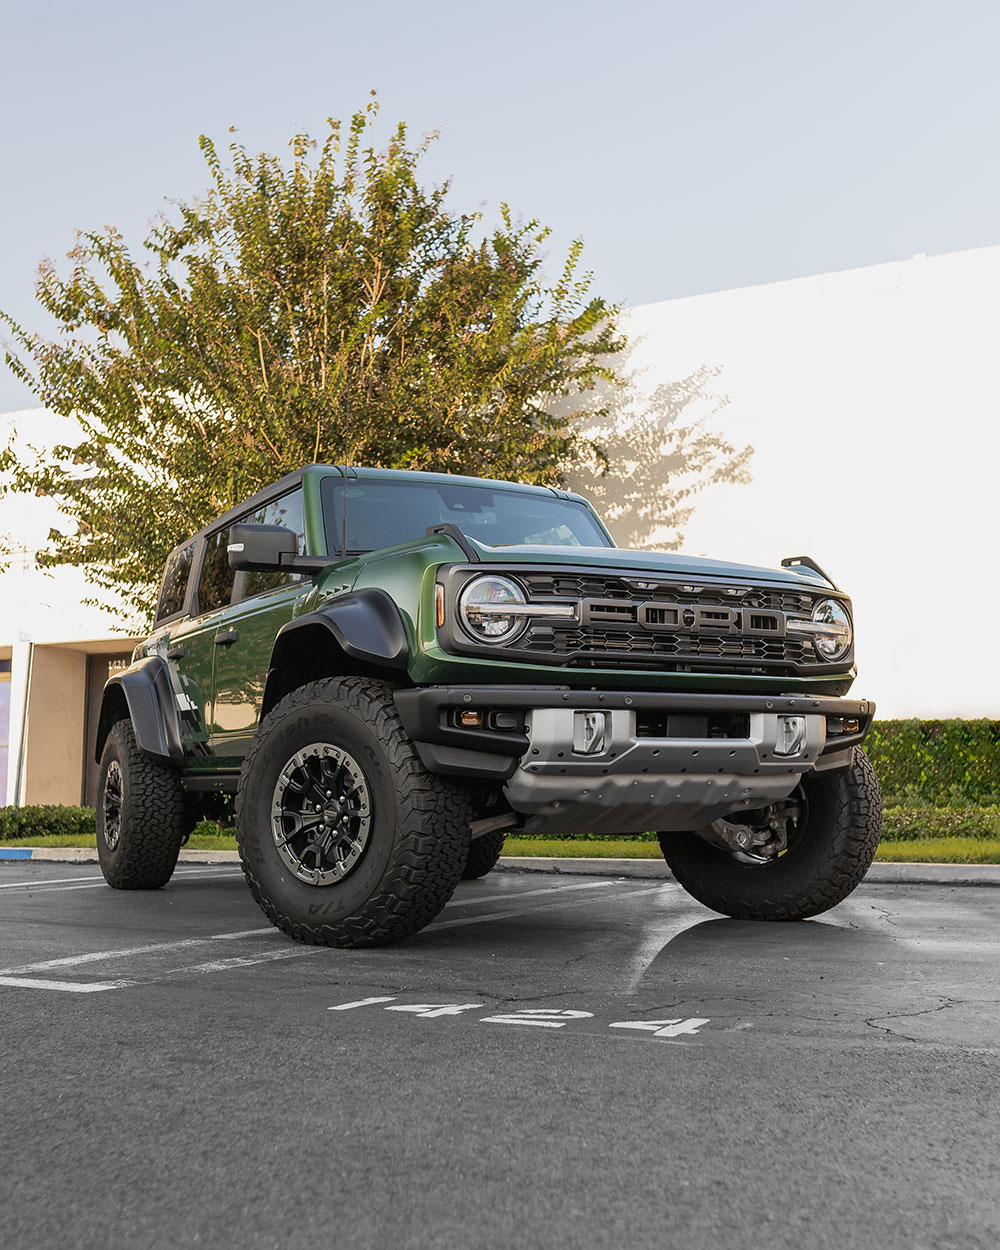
[96,656,184,766]
[261,589,410,717]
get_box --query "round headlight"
[812,598,852,661]
[459,576,527,644]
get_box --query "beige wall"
[22,646,87,806]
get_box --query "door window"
[197,529,236,616]
[155,541,196,623]
[237,490,306,601]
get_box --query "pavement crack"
[865,996,959,1041]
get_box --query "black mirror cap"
[227,523,298,571]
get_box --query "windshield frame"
[319,474,614,557]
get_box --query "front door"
[208,487,308,769]
[209,580,303,768]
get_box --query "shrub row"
[0,805,96,841]
[863,720,1000,804]
[880,805,1000,842]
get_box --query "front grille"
[508,570,825,673]
[521,624,812,669]
[520,572,814,615]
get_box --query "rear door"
[166,528,238,763]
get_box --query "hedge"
[862,720,1000,804]
[0,805,96,841]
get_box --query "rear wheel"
[235,677,472,947]
[657,749,881,921]
[96,720,186,889]
[461,830,507,880]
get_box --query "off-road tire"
[657,748,882,921]
[461,830,507,880]
[96,720,186,889]
[235,676,473,948]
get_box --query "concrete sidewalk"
[2,844,999,885]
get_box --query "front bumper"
[394,686,875,835]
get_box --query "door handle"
[166,645,185,660]
[214,629,240,647]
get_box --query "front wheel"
[235,677,472,947]
[657,749,882,921]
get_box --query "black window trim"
[153,539,199,627]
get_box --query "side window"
[237,489,306,601]
[197,529,236,615]
[155,542,196,623]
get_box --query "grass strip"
[4,831,1000,864]
[502,836,1000,864]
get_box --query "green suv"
[95,464,881,946]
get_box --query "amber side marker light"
[458,710,484,728]
[435,584,445,628]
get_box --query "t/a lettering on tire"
[658,748,882,921]
[96,720,185,889]
[235,676,472,948]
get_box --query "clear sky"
[1,0,998,412]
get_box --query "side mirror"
[227,524,298,571]
[227,524,331,575]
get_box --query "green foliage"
[880,804,1000,841]
[0,805,95,841]
[864,720,1000,804]
[873,837,1000,864]
[1,98,624,621]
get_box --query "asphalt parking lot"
[1,862,999,1250]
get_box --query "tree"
[0,97,624,621]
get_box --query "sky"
[1,0,999,412]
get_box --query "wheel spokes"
[270,742,373,885]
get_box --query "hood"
[471,541,832,589]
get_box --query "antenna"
[341,381,349,559]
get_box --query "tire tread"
[97,720,185,890]
[236,677,471,947]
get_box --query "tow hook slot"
[775,715,807,757]
[573,711,607,755]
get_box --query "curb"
[0,848,242,865]
[1,847,999,885]
[495,856,1000,887]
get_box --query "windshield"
[321,477,612,554]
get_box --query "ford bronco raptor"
[95,465,881,946]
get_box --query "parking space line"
[426,883,668,931]
[0,867,238,891]
[451,880,615,907]
[20,870,239,895]
[0,873,109,889]
[0,926,285,977]
[0,976,130,993]
[159,949,314,977]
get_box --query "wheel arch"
[95,657,184,766]
[260,589,411,719]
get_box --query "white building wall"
[1,408,139,804]
[567,246,1000,719]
